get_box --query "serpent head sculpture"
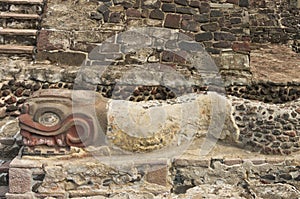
[19,89,108,150]
[19,89,239,155]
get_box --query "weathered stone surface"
[200,2,210,14]
[174,0,188,6]
[149,9,164,20]
[6,192,35,199]
[0,107,6,119]
[210,9,223,18]
[194,14,210,23]
[90,12,103,20]
[189,0,200,8]
[107,93,239,152]
[37,30,71,51]
[126,8,141,17]
[201,22,219,32]
[221,52,250,70]
[181,20,200,32]
[214,32,236,41]
[232,42,250,53]
[109,12,122,23]
[9,168,32,193]
[176,7,196,15]
[42,0,100,31]
[0,119,19,137]
[146,166,168,186]
[239,0,249,7]
[162,3,176,12]
[36,51,86,66]
[195,32,213,42]
[164,14,181,29]
[142,0,161,9]
[226,0,239,5]
[213,41,232,48]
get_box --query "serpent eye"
[38,112,60,127]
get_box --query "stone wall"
[249,0,300,44]
[5,143,300,198]
[37,0,253,85]
[231,95,300,155]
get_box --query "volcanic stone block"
[90,12,103,20]
[194,14,210,23]
[164,14,181,29]
[226,0,239,5]
[201,22,219,32]
[189,0,200,7]
[162,51,175,62]
[230,17,242,24]
[146,166,168,186]
[213,41,232,48]
[232,42,250,53]
[181,20,200,32]
[9,168,32,194]
[97,5,109,14]
[149,9,164,20]
[206,47,220,54]
[162,3,176,12]
[176,7,195,15]
[178,41,203,52]
[174,0,188,6]
[214,32,236,41]
[109,12,122,23]
[210,9,223,17]
[195,32,213,42]
[126,8,141,17]
[239,0,249,7]
[200,2,210,14]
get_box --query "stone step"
[1,35,36,45]
[0,4,43,15]
[0,13,40,20]
[0,28,37,35]
[0,45,34,54]
[4,19,39,29]
[0,0,43,4]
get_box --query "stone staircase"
[0,0,45,58]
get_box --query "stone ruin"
[0,0,299,198]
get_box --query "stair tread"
[0,28,37,35]
[0,0,43,4]
[0,45,34,53]
[0,13,40,19]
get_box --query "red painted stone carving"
[19,89,108,151]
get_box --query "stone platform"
[5,138,300,199]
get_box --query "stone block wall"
[37,0,254,86]
[249,0,300,44]
[5,150,300,198]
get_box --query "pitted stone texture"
[9,168,32,194]
[230,95,300,155]
[226,82,300,104]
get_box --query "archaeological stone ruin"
[0,0,300,198]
